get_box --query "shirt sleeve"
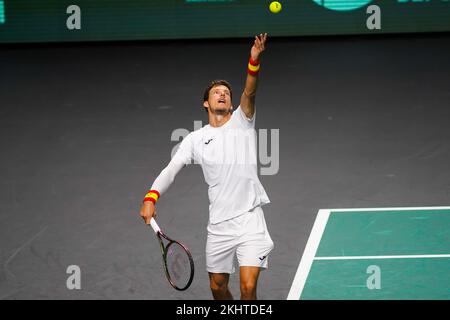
[233,105,256,129]
[150,156,185,195]
[171,132,194,165]
[150,133,193,195]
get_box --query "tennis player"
[140,33,274,300]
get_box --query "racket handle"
[149,218,161,234]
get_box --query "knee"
[210,281,228,295]
[240,281,257,297]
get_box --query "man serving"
[140,33,274,300]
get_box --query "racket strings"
[166,242,192,289]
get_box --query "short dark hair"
[203,80,233,113]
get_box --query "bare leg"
[209,272,234,300]
[239,266,260,300]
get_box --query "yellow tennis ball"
[269,1,282,14]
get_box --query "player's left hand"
[251,33,267,61]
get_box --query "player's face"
[207,85,232,114]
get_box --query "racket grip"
[149,218,161,234]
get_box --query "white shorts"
[206,206,274,274]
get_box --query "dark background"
[1,32,449,299]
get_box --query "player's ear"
[203,101,209,108]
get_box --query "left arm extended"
[240,33,268,119]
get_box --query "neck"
[208,111,232,128]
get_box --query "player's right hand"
[140,201,156,225]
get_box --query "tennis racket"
[149,218,194,291]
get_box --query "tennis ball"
[269,1,282,14]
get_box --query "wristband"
[247,57,260,76]
[249,57,260,66]
[143,189,160,204]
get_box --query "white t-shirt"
[172,106,270,224]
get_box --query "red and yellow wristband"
[247,57,260,76]
[143,189,160,204]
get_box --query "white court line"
[324,206,450,212]
[286,209,330,300]
[287,206,450,300]
[315,254,450,260]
